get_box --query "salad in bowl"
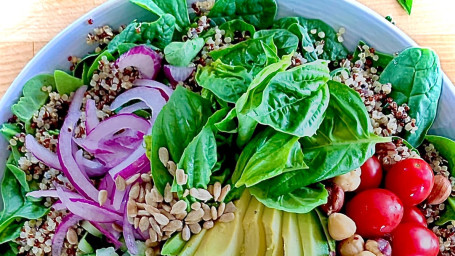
[0,0,454,255]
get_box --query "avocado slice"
[179,229,208,256]
[282,212,303,256]
[262,207,284,256]
[194,190,252,256]
[242,197,266,256]
[297,210,330,255]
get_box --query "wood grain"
[0,0,454,100]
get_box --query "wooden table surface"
[0,0,454,99]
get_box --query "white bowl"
[0,0,454,179]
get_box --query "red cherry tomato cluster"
[344,157,439,256]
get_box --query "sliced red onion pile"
[25,46,174,254]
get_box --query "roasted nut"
[356,252,375,256]
[321,183,345,215]
[426,175,451,205]
[365,238,391,256]
[328,213,357,241]
[333,168,362,192]
[338,234,364,256]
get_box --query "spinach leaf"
[196,60,252,103]
[209,36,278,76]
[73,53,98,82]
[176,109,229,191]
[436,197,455,226]
[254,81,391,197]
[107,14,176,52]
[379,48,442,147]
[287,23,318,62]
[150,86,213,194]
[353,41,394,69]
[130,0,190,32]
[87,51,115,83]
[208,0,277,29]
[219,19,256,39]
[215,108,238,133]
[235,54,292,146]
[7,164,29,192]
[0,220,22,244]
[0,167,48,235]
[425,135,455,176]
[274,17,349,61]
[254,29,299,57]
[245,61,330,137]
[164,38,205,67]
[250,182,328,214]
[397,0,413,15]
[0,123,21,141]
[233,128,307,187]
[11,74,55,123]
[54,70,83,95]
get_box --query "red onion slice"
[57,186,122,222]
[52,213,83,256]
[89,221,123,249]
[75,149,108,178]
[52,201,66,211]
[122,186,138,254]
[163,65,195,86]
[26,189,59,198]
[109,87,166,124]
[115,45,162,80]
[108,146,148,179]
[118,102,149,114]
[25,134,61,170]
[57,86,100,201]
[85,99,99,134]
[134,79,174,100]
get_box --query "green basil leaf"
[425,135,455,176]
[208,0,277,29]
[11,74,55,123]
[254,29,299,57]
[219,19,256,39]
[0,221,22,244]
[107,14,176,52]
[214,108,238,133]
[6,164,29,192]
[233,128,307,187]
[379,47,443,147]
[150,86,213,194]
[209,36,279,76]
[397,0,413,15]
[245,61,330,137]
[54,70,83,95]
[130,0,190,32]
[196,60,252,103]
[176,109,229,191]
[250,183,328,214]
[164,38,205,67]
[286,23,318,62]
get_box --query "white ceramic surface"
[0,0,454,182]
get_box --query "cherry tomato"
[358,156,383,192]
[402,206,427,227]
[392,223,439,256]
[385,158,434,206]
[346,189,403,238]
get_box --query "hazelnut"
[426,175,451,205]
[365,238,391,256]
[338,234,364,256]
[328,213,357,241]
[356,252,376,256]
[333,168,362,192]
[321,183,345,215]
